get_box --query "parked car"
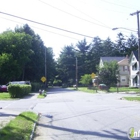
[0,81,31,92]
[9,81,31,85]
[0,85,8,92]
[98,84,107,90]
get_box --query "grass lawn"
[123,97,140,101]
[0,93,11,100]
[68,86,140,94]
[69,87,97,93]
[0,111,38,140]
[37,94,46,98]
[109,87,140,93]
[37,91,47,98]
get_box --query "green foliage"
[79,74,92,86]
[0,24,56,84]
[53,79,62,86]
[0,24,138,85]
[0,111,38,140]
[8,84,31,98]
[31,82,42,92]
[0,93,11,100]
[124,97,140,101]
[98,61,119,88]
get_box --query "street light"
[113,26,140,88]
[112,27,137,33]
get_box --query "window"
[132,57,135,61]
[121,76,126,82]
[124,66,128,71]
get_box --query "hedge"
[8,84,31,98]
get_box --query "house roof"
[118,58,128,65]
[100,57,125,63]
[129,50,138,63]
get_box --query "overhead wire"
[72,0,130,14]
[59,0,109,27]
[38,0,111,29]
[99,0,138,10]
[0,16,80,40]
[0,11,95,39]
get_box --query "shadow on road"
[0,112,17,117]
[47,87,76,94]
[37,123,128,140]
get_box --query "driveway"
[33,87,140,140]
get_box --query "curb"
[30,113,41,140]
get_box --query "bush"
[31,82,42,92]
[62,83,67,88]
[8,84,31,98]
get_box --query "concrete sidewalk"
[0,109,20,129]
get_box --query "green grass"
[0,111,38,140]
[37,92,47,98]
[123,97,140,101]
[109,87,140,93]
[69,87,97,93]
[0,93,11,100]
[37,94,46,98]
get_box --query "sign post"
[41,76,47,90]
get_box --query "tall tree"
[0,30,32,83]
[98,61,119,88]
[57,45,76,85]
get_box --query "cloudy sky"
[0,0,139,58]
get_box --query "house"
[99,57,129,87]
[129,51,139,87]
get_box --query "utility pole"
[45,47,47,88]
[130,11,140,88]
[76,57,78,90]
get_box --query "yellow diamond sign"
[91,73,96,79]
[41,76,46,82]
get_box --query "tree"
[15,24,56,83]
[0,30,32,83]
[57,45,76,85]
[79,74,92,86]
[98,61,119,88]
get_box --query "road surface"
[33,88,140,140]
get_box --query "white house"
[129,51,139,87]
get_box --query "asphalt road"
[33,88,140,140]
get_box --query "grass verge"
[0,111,38,140]
[0,93,11,100]
[123,97,140,101]
[37,91,47,98]
[37,94,46,98]
[109,87,140,93]
[68,87,97,93]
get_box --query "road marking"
[3,101,16,109]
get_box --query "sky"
[0,0,140,59]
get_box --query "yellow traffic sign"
[41,76,46,82]
[91,73,96,79]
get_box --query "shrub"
[8,84,31,98]
[31,82,42,92]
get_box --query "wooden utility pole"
[76,57,78,90]
[130,11,140,88]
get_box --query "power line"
[0,11,94,39]
[0,16,80,40]
[99,0,137,10]
[38,0,111,29]
[73,0,129,14]
[60,0,110,28]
